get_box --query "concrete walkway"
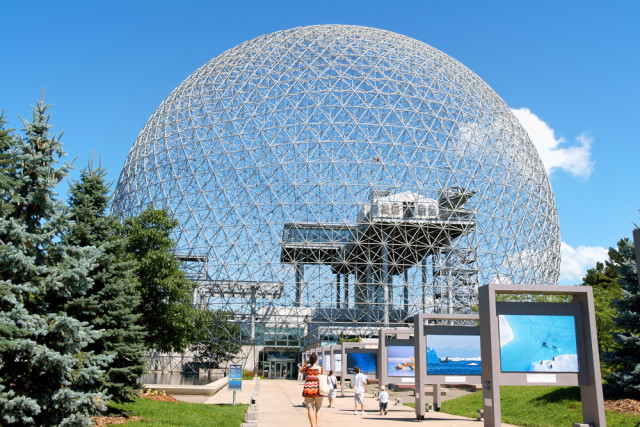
[204,378,520,426]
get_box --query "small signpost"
[229,364,242,405]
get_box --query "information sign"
[229,364,242,391]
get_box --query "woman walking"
[327,370,338,408]
[300,354,324,427]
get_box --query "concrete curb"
[144,376,229,395]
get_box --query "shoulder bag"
[318,368,330,396]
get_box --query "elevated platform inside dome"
[279,217,475,275]
[280,223,356,265]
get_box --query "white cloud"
[511,107,594,179]
[559,241,608,284]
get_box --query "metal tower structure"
[112,25,560,369]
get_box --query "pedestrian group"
[300,357,389,427]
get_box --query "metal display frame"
[321,345,342,376]
[479,284,605,427]
[340,342,379,397]
[414,314,480,419]
[330,345,343,377]
[378,328,415,389]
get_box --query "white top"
[378,390,389,403]
[328,375,337,389]
[353,372,367,393]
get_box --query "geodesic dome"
[112,24,560,343]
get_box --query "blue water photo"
[347,352,377,375]
[387,345,415,377]
[499,314,579,372]
[426,334,481,376]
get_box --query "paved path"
[205,378,519,426]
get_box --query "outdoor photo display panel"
[499,314,579,373]
[334,353,342,373]
[426,334,481,375]
[387,345,415,377]
[347,351,377,375]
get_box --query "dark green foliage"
[581,254,623,379]
[122,207,198,352]
[65,164,146,403]
[602,238,640,398]
[0,100,108,426]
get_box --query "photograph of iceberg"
[346,352,377,375]
[387,346,415,377]
[426,335,481,375]
[499,314,579,372]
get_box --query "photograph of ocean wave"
[499,314,579,372]
[346,352,377,375]
[426,335,481,375]
[387,345,415,377]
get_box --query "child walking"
[377,386,389,415]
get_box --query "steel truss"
[112,25,560,370]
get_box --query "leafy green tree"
[602,237,640,398]
[122,207,198,352]
[0,100,108,425]
[65,164,146,402]
[581,257,622,356]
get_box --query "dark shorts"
[379,402,388,411]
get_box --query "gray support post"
[576,289,606,426]
[382,241,390,326]
[336,273,341,309]
[433,384,441,411]
[379,331,388,389]
[404,269,409,318]
[355,269,362,308]
[344,274,349,308]
[355,268,366,309]
[250,287,257,342]
[414,314,427,420]
[340,344,346,397]
[295,262,304,307]
[479,285,501,426]
[447,275,453,315]
[366,247,373,322]
[421,258,427,311]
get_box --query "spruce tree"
[122,207,197,352]
[65,164,146,403]
[0,100,108,425]
[602,237,640,398]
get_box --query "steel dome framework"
[112,25,560,363]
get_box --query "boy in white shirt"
[377,385,389,415]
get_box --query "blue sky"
[2,1,638,284]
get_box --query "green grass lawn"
[106,399,248,426]
[407,386,639,427]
